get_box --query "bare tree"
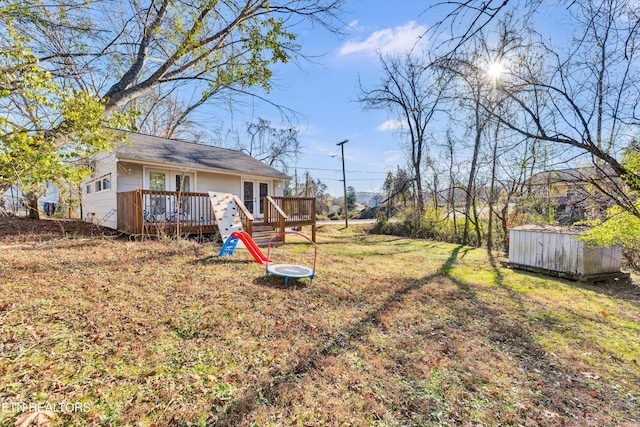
[232,117,300,172]
[358,52,446,215]
[491,0,640,218]
[436,28,518,245]
[134,89,207,141]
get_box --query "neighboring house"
[82,131,290,232]
[527,166,622,223]
[356,191,384,207]
[2,184,59,216]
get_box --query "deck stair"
[252,222,282,247]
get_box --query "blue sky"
[192,1,569,197]
[189,1,435,196]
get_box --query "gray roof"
[113,131,289,180]
[530,166,617,185]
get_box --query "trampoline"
[265,232,317,285]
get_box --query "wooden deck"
[116,190,316,241]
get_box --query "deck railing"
[264,196,316,242]
[116,190,223,236]
[116,190,315,241]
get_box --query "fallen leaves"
[14,411,56,427]
[1,219,639,426]
[580,371,600,380]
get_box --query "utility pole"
[337,139,349,228]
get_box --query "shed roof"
[112,130,289,180]
[510,224,591,235]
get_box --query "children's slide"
[219,231,272,264]
[210,192,272,264]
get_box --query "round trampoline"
[265,232,317,285]
[266,264,315,285]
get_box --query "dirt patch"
[0,217,121,244]
[576,275,640,301]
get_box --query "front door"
[242,180,269,219]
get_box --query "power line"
[294,166,388,174]
[314,177,387,182]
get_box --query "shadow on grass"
[253,275,311,290]
[189,256,265,266]
[215,273,443,426]
[493,253,640,303]
[436,247,612,422]
[216,245,562,425]
[209,244,636,426]
[566,277,640,302]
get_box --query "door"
[242,180,270,219]
[243,181,255,216]
[259,182,269,217]
[148,171,167,217]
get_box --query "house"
[526,166,622,224]
[2,183,59,216]
[82,131,317,241]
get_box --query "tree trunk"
[414,168,425,216]
[25,191,40,219]
[463,93,484,246]
[487,124,499,252]
[472,196,482,247]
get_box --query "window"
[86,183,92,194]
[149,172,166,191]
[93,174,111,193]
[176,175,190,192]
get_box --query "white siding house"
[82,131,289,230]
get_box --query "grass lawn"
[1,218,639,426]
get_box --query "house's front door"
[242,180,269,219]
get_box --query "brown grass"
[0,217,639,426]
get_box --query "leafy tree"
[0,13,126,217]
[346,185,357,212]
[2,0,341,216]
[579,144,640,268]
[9,0,342,122]
[578,203,640,269]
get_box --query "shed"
[508,225,628,281]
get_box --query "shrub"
[577,205,640,271]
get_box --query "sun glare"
[487,61,505,79]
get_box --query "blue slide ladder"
[219,235,239,257]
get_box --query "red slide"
[230,231,272,265]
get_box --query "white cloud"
[347,20,362,31]
[339,21,428,56]
[376,119,406,131]
[385,152,402,163]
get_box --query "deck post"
[311,197,316,242]
[279,215,286,243]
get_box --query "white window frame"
[92,174,111,193]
